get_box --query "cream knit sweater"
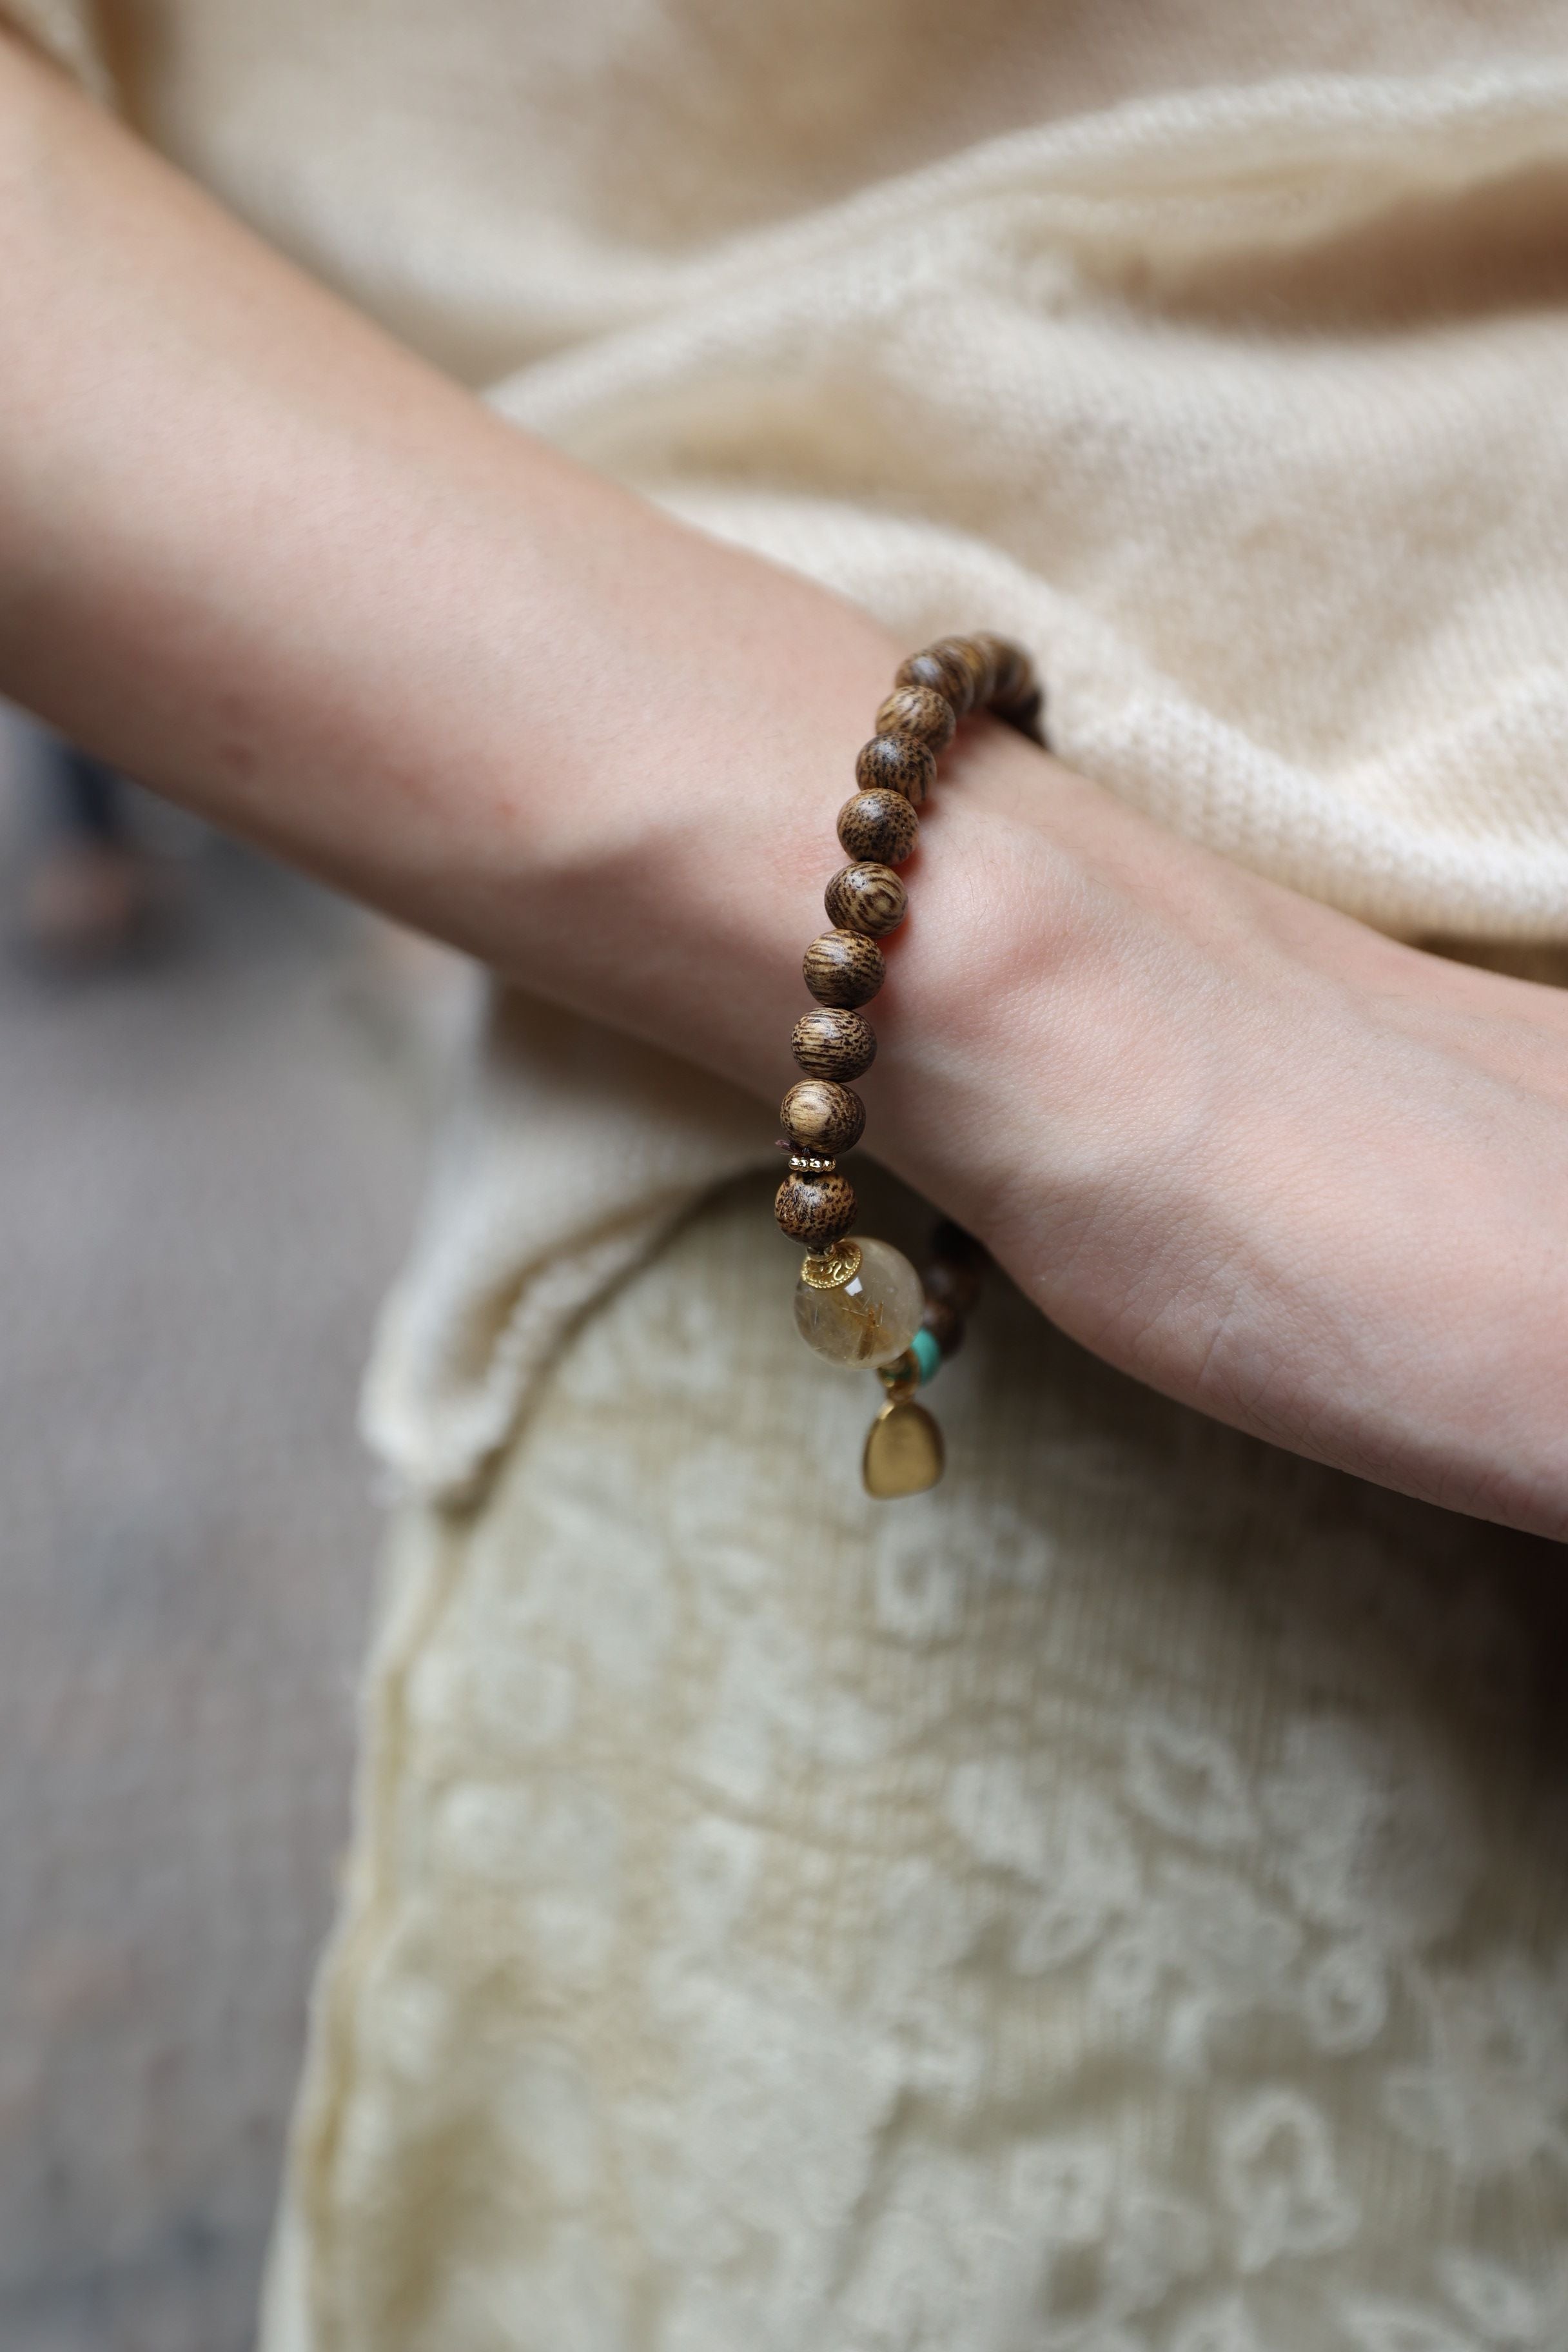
[8,0,1568,1508]
[13,11,1568,2347]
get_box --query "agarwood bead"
[1005,684,1047,745]
[791,1005,876,1081]
[774,1167,858,1248]
[875,684,956,752]
[895,644,974,714]
[974,632,1033,709]
[854,733,936,805]
[919,634,996,713]
[803,928,885,1008]
[825,861,907,939]
[919,1297,966,1358]
[780,1078,865,1155]
[932,1217,987,1271]
[922,1259,981,1318]
[838,788,919,866]
[923,1226,985,1317]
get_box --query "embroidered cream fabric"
[264,1173,1568,2350]
[8,2,1568,2342]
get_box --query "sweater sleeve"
[0,0,113,101]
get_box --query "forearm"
[9,34,1568,1536]
[0,32,923,1087]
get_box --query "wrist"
[862,722,1115,1243]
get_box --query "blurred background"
[0,707,464,2351]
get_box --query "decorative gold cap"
[799,1237,862,1290]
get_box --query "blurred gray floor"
[0,733,458,2349]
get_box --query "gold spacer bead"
[799,1237,863,1291]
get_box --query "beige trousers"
[264,1170,1568,2352]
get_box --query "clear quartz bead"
[793,1237,925,1367]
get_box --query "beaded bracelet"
[774,632,1043,1498]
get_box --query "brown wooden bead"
[803,927,885,1008]
[973,632,1034,709]
[780,1078,865,1155]
[825,861,907,939]
[774,1168,858,1248]
[854,733,936,805]
[911,634,994,714]
[919,1297,965,1358]
[924,1222,986,1317]
[874,684,956,752]
[932,1217,986,1270]
[922,1259,981,1317]
[838,788,919,866]
[894,644,974,714]
[936,634,997,707]
[791,1005,876,1081]
[1005,684,1047,745]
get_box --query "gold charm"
[798,1237,863,1291]
[863,1399,944,1498]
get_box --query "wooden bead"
[774,1168,858,1248]
[803,927,885,1008]
[838,788,918,866]
[923,1262,981,1318]
[854,734,936,805]
[905,634,994,714]
[932,1217,986,1270]
[825,862,907,939]
[1005,684,1047,745]
[792,1005,876,1081]
[973,632,1034,710]
[924,1221,986,1316]
[780,1079,865,1155]
[894,645,974,714]
[978,636,1013,702]
[919,1297,966,1358]
[931,634,996,708]
[875,684,956,752]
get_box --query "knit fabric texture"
[8,6,1568,2345]
[7,0,1568,1496]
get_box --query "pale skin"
[3,35,1567,1536]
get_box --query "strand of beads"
[773,632,1042,1496]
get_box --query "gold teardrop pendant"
[863,1399,945,1499]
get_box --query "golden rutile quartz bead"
[838,787,919,865]
[803,927,885,1008]
[825,861,907,939]
[792,1235,925,1367]
[774,1166,858,1248]
[874,684,956,752]
[779,1077,865,1155]
[791,1005,876,1081]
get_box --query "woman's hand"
[5,30,1567,1537]
[870,727,1568,1537]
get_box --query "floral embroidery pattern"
[279,1180,1568,2351]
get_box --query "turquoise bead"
[909,1325,943,1386]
